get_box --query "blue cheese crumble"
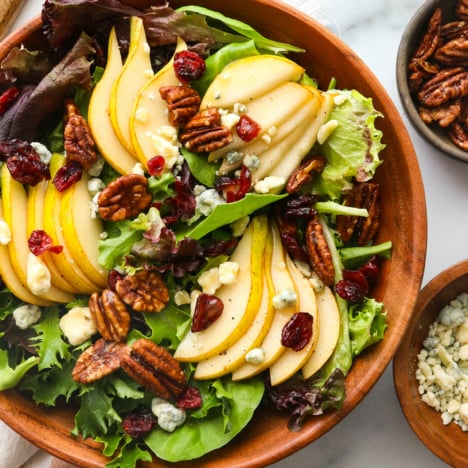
[416,292,468,430]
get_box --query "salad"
[0,0,391,465]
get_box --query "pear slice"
[110,16,153,155]
[194,229,275,379]
[130,37,187,168]
[174,215,268,362]
[302,286,340,379]
[0,202,51,306]
[59,170,108,289]
[231,220,298,381]
[200,54,304,109]
[27,180,80,294]
[259,89,334,187]
[42,154,98,294]
[1,165,74,303]
[88,27,139,175]
[269,256,319,386]
[208,81,314,163]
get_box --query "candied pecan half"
[418,67,468,107]
[64,99,97,170]
[441,20,468,40]
[448,119,468,150]
[286,155,326,194]
[89,289,131,342]
[72,339,131,384]
[434,36,468,67]
[419,99,462,127]
[336,182,380,246]
[159,85,201,126]
[121,338,186,399]
[456,0,468,21]
[410,8,442,65]
[305,215,335,287]
[98,174,152,221]
[179,108,232,153]
[115,269,169,313]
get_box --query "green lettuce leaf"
[144,377,264,462]
[348,297,387,356]
[0,349,39,391]
[314,89,385,200]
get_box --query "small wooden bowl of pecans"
[393,259,468,468]
[396,0,468,162]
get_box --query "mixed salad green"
[0,1,390,465]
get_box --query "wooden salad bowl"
[0,0,427,466]
[393,259,468,468]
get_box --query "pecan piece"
[410,8,442,64]
[121,338,186,399]
[336,182,380,246]
[98,174,152,221]
[305,215,335,287]
[115,269,169,313]
[64,99,98,169]
[159,85,201,126]
[72,338,131,384]
[419,98,462,127]
[286,155,326,194]
[179,108,232,153]
[456,0,468,21]
[418,67,468,107]
[89,289,131,342]
[441,21,468,40]
[434,36,468,67]
[448,119,468,150]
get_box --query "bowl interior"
[0,0,427,466]
[396,0,468,162]
[393,259,468,468]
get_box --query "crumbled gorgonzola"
[416,292,468,431]
[0,219,11,245]
[59,306,97,346]
[13,304,41,329]
[245,347,265,365]
[253,176,285,194]
[272,288,297,310]
[26,252,51,296]
[151,397,186,432]
[31,142,52,165]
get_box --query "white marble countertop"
[4,0,465,467]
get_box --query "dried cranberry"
[52,161,82,192]
[173,50,206,82]
[358,256,379,286]
[236,115,261,142]
[281,312,314,352]
[121,406,156,439]
[28,230,63,256]
[191,293,224,332]
[335,270,368,303]
[215,166,251,202]
[0,139,50,186]
[176,386,203,410]
[108,269,124,291]
[202,238,238,257]
[0,87,20,115]
[148,155,165,177]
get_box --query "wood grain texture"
[0,1,427,467]
[0,0,25,40]
[394,259,468,468]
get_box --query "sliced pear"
[130,37,187,168]
[259,89,334,189]
[27,180,80,294]
[201,54,304,109]
[302,286,340,379]
[88,27,139,175]
[269,256,319,386]
[208,81,314,162]
[60,170,108,289]
[194,229,275,379]
[231,220,297,381]
[42,154,98,294]
[110,16,153,155]
[174,215,268,362]
[1,165,74,303]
